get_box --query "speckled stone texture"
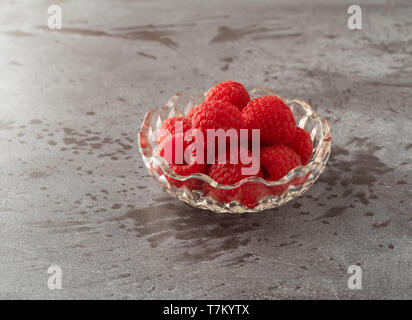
[0,0,411,299]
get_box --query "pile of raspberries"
[156,80,312,208]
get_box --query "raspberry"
[191,100,245,136]
[186,105,199,119]
[242,95,296,145]
[287,127,313,165]
[205,80,250,111]
[168,160,209,190]
[205,148,267,208]
[156,116,191,145]
[261,145,301,195]
[261,145,302,181]
[158,130,208,189]
[158,133,193,165]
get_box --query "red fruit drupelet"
[186,106,198,119]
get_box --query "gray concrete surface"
[0,0,411,299]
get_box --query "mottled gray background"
[0,0,411,299]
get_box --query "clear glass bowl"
[138,88,332,213]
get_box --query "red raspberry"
[287,127,313,165]
[261,145,301,180]
[168,160,209,190]
[205,80,250,111]
[157,130,208,189]
[242,95,296,145]
[158,133,193,165]
[261,145,302,195]
[191,100,245,136]
[157,116,192,145]
[186,105,198,119]
[205,148,267,208]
